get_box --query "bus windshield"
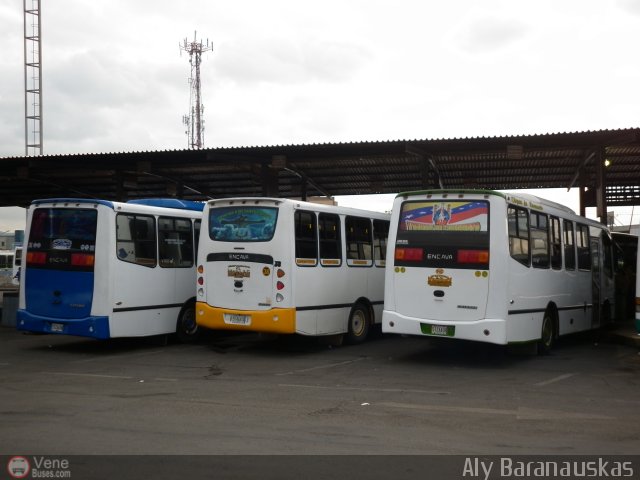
[27,208,98,271]
[395,200,490,269]
[209,206,278,242]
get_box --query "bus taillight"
[277,281,285,290]
[457,249,489,264]
[277,269,285,278]
[395,247,423,261]
[26,251,47,265]
[71,253,95,267]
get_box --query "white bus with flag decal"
[195,197,390,343]
[383,189,615,352]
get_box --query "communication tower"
[180,32,211,149]
[24,0,43,156]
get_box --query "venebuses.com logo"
[7,456,30,479]
[6,456,71,479]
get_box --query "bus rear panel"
[383,194,503,343]
[17,203,107,337]
[196,202,295,334]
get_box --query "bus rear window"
[399,200,488,232]
[209,207,278,242]
[27,208,98,271]
[395,200,489,269]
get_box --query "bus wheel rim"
[351,310,366,336]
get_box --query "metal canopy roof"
[1,128,639,211]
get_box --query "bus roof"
[31,198,205,212]
[31,198,115,208]
[207,197,390,218]
[127,198,205,212]
[395,189,575,216]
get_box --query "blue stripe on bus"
[24,269,94,319]
[16,310,110,339]
[127,198,205,212]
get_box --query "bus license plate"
[50,323,64,333]
[223,314,251,326]
[421,323,454,337]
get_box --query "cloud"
[616,0,640,15]
[215,37,372,86]
[454,15,529,55]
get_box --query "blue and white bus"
[17,198,203,341]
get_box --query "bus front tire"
[346,303,370,345]
[537,312,555,355]
[176,302,200,343]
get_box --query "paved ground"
[0,325,639,456]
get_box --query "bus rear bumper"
[382,310,507,345]
[16,310,110,339]
[196,302,297,334]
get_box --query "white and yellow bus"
[17,198,203,341]
[383,189,615,352]
[196,198,390,343]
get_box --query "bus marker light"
[277,269,285,278]
[197,277,204,285]
[395,247,423,261]
[71,253,95,267]
[457,250,489,264]
[276,293,284,302]
[27,251,47,265]
[198,288,204,296]
[197,265,204,274]
[277,281,285,290]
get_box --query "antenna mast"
[180,32,211,150]
[24,0,43,156]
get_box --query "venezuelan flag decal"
[399,201,489,232]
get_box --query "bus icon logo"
[7,456,30,479]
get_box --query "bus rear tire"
[176,301,200,343]
[346,303,370,345]
[537,312,555,355]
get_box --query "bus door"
[590,237,601,329]
[206,206,280,317]
[24,207,98,320]
[392,200,491,322]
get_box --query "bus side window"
[602,233,614,279]
[294,210,318,263]
[158,216,194,268]
[531,212,550,269]
[576,224,591,270]
[508,206,530,267]
[116,214,157,268]
[563,220,576,270]
[194,219,201,263]
[373,219,390,266]
[319,213,341,266]
[550,216,562,270]
[346,216,373,262]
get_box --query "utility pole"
[180,32,211,149]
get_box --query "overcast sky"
[1,0,640,232]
